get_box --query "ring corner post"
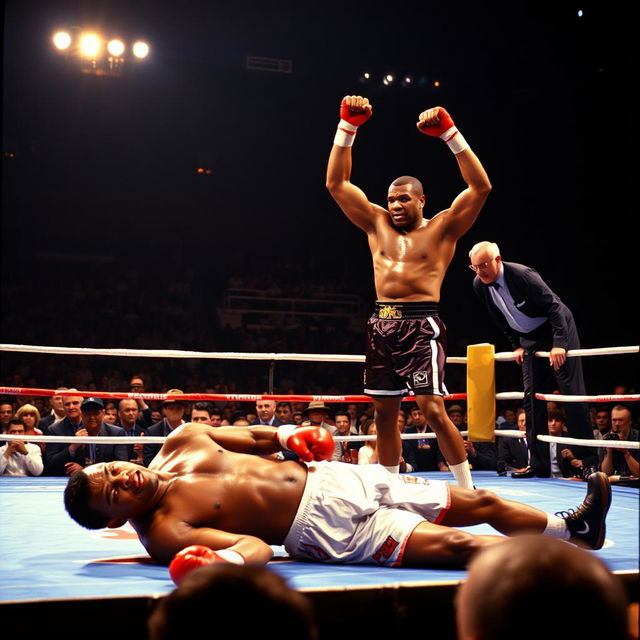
[466,343,496,442]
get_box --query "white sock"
[543,513,570,540]
[384,464,400,475]
[449,460,474,490]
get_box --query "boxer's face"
[86,461,160,524]
[387,184,425,229]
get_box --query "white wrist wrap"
[334,119,358,147]
[276,424,297,450]
[440,126,469,154]
[215,549,245,565]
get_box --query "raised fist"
[416,106,456,140]
[340,95,373,127]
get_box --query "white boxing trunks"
[283,461,451,566]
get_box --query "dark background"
[1,0,637,395]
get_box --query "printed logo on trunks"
[378,305,403,319]
[299,542,331,562]
[372,536,399,565]
[412,371,429,387]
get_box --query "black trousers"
[520,327,595,477]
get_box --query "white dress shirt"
[489,265,547,334]
[0,442,44,476]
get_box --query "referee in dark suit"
[469,241,594,477]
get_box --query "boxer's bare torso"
[368,201,456,302]
[85,424,307,564]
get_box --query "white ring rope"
[1,343,637,363]
[5,430,636,449]
[537,434,639,450]
[535,393,640,403]
[494,345,638,361]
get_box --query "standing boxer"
[326,96,491,487]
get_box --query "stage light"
[132,41,150,59]
[577,9,584,17]
[401,74,414,87]
[52,31,72,51]
[383,73,395,86]
[107,39,125,56]
[359,71,372,83]
[434,80,440,87]
[79,33,101,58]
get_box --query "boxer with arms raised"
[64,423,610,584]
[326,96,492,486]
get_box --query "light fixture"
[383,73,395,86]
[79,33,101,58]
[132,41,150,59]
[52,31,72,51]
[107,39,125,57]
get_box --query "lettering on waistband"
[378,304,403,319]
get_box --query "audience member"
[332,410,359,463]
[117,398,147,464]
[143,390,189,467]
[44,391,83,475]
[46,396,127,476]
[275,401,293,424]
[302,401,334,432]
[405,404,440,471]
[357,419,378,465]
[547,408,598,478]
[496,407,517,430]
[593,407,611,440]
[147,564,318,640]
[346,403,360,432]
[190,402,214,425]
[461,437,497,472]
[253,399,281,426]
[104,401,118,424]
[497,409,530,476]
[396,409,417,473]
[447,404,467,431]
[39,388,68,432]
[15,403,46,453]
[128,375,153,428]
[600,405,639,478]
[0,402,14,433]
[0,418,44,476]
[455,535,629,640]
[209,406,223,427]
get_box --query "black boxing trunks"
[364,301,448,397]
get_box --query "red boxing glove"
[417,106,456,138]
[340,97,373,128]
[276,425,335,462]
[169,545,245,585]
[417,106,469,154]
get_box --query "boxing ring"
[0,342,638,638]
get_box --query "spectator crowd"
[1,373,637,480]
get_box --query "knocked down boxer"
[64,423,611,584]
